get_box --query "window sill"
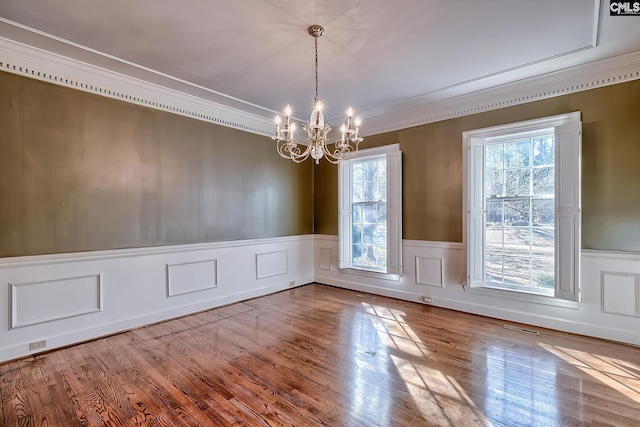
[338,267,401,282]
[466,285,579,309]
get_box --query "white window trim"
[338,143,402,278]
[463,112,581,303]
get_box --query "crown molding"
[0,36,275,136]
[1,35,639,138]
[363,49,640,136]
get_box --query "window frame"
[463,112,581,304]
[338,144,402,278]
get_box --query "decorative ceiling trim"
[1,36,639,138]
[0,36,275,136]
[363,49,640,136]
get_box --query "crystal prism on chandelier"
[273,25,363,164]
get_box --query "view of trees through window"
[484,132,555,290]
[351,157,387,271]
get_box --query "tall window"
[464,113,581,302]
[339,144,402,275]
[484,131,555,292]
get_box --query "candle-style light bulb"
[275,115,281,139]
[347,107,353,118]
[285,105,292,116]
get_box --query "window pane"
[504,227,531,256]
[376,202,387,224]
[532,199,554,226]
[353,181,364,203]
[485,144,503,170]
[532,166,554,195]
[363,224,375,244]
[363,203,376,223]
[532,256,554,289]
[374,160,386,183]
[486,252,503,283]
[532,227,554,256]
[504,140,530,169]
[352,224,362,244]
[486,200,503,227]
[505,168,530,196]
[374,179,386,201]
[375,222,387,245]
[503,256,530,287]
[533,136,554,166]
[363,180,374,201]
[353,162,364,182]
[485,170,504,197]
[486,228,503,248]
[352,204,363,224]
[504,199,530,226]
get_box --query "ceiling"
[1,0,639,135]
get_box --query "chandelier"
[273,25,363,164]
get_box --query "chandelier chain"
[314,35,319,102]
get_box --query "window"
[463,113,581,302]
[339,144,402,275]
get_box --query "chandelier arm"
[277,139,313,163]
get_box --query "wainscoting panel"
[256,251,288,279]
[601,271,640,317]
[320,248,332,272]
[11,274,103,328]
[167,259,217,297]
[415,256,444,287]
[315,235,640,346]
[0,235,314,362]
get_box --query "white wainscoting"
[166,259,218,297]
[314,235,640,346]
[255,251,288,279]
[11,274,103,328]
[0,235,314,363]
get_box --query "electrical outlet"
[29,340,46,351]
[421,296,432,304]
[289,280,296,287]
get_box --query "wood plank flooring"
[1,283,640,426]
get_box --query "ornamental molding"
[1,35,639,137]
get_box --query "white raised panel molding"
[255,250,288,279]
[319,248,333,271]
[315,235,640,346]
[166,259,217,297]
[0,235,314,362]
[601,272,640,317]
[10,274,103,328]
[415,256,444,287]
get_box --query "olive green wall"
[0,72,313,257]
[314,79,640,252]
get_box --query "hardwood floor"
[1,284,639,426]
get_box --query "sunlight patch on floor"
[539,342,640,403]
[361,302,494,426]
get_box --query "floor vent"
[503,324,539,335]
[356,294,376,300]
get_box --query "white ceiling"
[1,0,639,132]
